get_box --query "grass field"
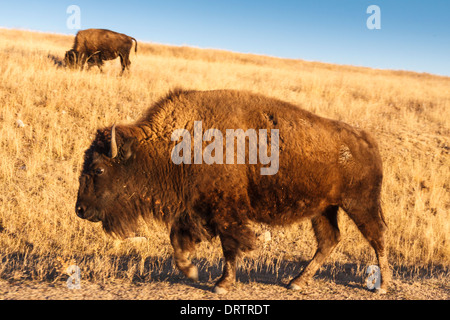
[0,28,449,287]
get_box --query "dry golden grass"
[0,28,449,284]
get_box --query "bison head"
[64,49,79,69]
[75,124,142,237]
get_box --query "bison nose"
[76,204,87,218]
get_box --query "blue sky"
[1,0,449,76]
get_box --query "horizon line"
[1,26,449,79]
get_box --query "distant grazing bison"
[75,89,390,294]
[65,28,137,74]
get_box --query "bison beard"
[75,89,391,294]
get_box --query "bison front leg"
[170,223,199,281]
[214,242,238,294]
[214,220,255,294]
[79,55,88,71]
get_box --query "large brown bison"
[75,89,390,294]
[65,29,137,74]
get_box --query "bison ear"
[109,125,136,162]
[120,137,137,162]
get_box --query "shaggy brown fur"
[65,29,137,74]
[75,89,390,294]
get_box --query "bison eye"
[94,168,105,176]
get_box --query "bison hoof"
[288,283,302,291]
[288,278,308,291]
[186,266,198,282]
[376,288,387,295]
[213,286,229,295]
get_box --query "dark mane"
[139,87,190,122]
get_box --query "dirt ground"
[1,269,448,300]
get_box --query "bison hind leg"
[289,205,341,290]
[119,52,131,75]
[342,201,390,294]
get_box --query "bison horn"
[110,124,118,159]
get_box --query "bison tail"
[131,37,138,54]
[378,204,388,229]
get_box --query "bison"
[65,28,137,74]
[75,89,390,294]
